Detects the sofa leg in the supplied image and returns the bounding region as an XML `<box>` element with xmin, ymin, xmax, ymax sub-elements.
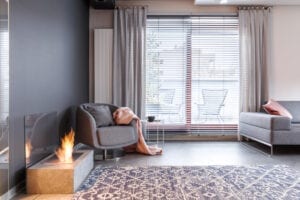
<box><xmin>239</xmin><ymin>135</ymin><xmax>243</xmax><ymax>142</ymax></box>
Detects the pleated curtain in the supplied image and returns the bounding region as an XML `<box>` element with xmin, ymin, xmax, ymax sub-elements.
<box><xmin>239</xmin><ymin>7</ymin><xmax>272</xmax><ymax>112</ymax></box>
<box><xmin>113</xmin><ymin>6</ymin><xmax>147</xmax><ymax>118</ymax></box>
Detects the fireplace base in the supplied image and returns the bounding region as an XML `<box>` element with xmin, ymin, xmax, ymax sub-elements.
<box><xmin>26</xmin><ymin>150</ymin><xmax>93</xmax><ymax>194</ymax></box>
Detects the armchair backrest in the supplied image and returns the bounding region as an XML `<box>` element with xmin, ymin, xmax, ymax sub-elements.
<box><xmin>76</xmin><ymin>103</ymin><xmax>119</xmax><ymax>148</ymax></box>
<box><xmin>80</xmin><ymin>103</ymin><xmax>119</xmax><ymax>116</ymax></box>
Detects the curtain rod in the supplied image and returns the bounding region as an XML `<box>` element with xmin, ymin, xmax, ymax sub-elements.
<box><xmin>237</xmin><ymin>5</ymin><xmax>272</xmax><ymax>10</ymax></box>
<box><xmin>147</xmin><ymin>12</ymin><xmax>238</xmax><ymax>17</ymax></box>
<box><xmin>115</xmin><ymin>5</ymin><xmax>148</xmax><ymax>9</ymax></box>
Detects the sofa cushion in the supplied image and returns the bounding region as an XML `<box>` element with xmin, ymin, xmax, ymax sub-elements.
<box><xmin>85</xmin><ymin>105</ymin><xmax>114</xmax><ymax>127</ymax></box>
<box><xmin>278</xmin><ymin>101</ymin><xmax>300</xmax><ymax>123</ymax></box>
<box><xmin>97</xmin><ymin>126</ymin><xmax>136</xmax><ymax>146</ymax></box>
<box><xmin>262</xmin><ymin>99</ymin><xmax>293</xmax><ymax>119</ymax></box>
<box><xmin>273</xmin><ymin>124</ymin><xmax>300</xmax><ymax>144</ymax></box>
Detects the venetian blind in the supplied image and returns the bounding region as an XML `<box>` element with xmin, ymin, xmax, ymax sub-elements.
<box><xmin>145</xmin><ymin>16</ymin><xmax>239</xmax><ymax>133</ymax></box>
<box><xmin>0</xmin><ymin>19</ymin><xmax>9</xmax><ymax>124</ymax></box>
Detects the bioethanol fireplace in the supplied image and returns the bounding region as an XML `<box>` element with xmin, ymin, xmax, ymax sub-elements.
<box><xmin>27</xmin><ymin>150</ymin><xmax>93</xmax><ymax>194</ymax></box>
<box><xmin>25</xmin><ymin>112</ymin><xmax>94</xmax><ymax>194</ymax></box>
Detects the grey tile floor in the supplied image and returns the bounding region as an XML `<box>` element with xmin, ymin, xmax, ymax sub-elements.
<box><xmin>96</xmin><ymin>141</ymin><xmax>300</xmax><ymax>171</ymax></box>
<box><xmin>14</xmin><ymin>141</ymin><xmax>300</xmax><ymax>200</ymax></box>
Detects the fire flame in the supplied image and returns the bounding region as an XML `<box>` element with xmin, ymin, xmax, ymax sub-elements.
<box><xmin>55</xmin><ymin>129</ymin><xmax>75</xmax><ymax>163</ymax></box>
<box><xmin>25</xmin><ymin>139</ymin><xmax>32</xmax><ymax>159</ymax></box>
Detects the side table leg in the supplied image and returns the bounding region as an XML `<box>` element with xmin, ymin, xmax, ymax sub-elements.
<box><xmin>162</xmin><ymin>126</ymin><xmax>165</xmax><ymax>147</ymax></box>
<box><xmin>156</xmin><ymin>124</ymin><xmax>159</xmax><ymax>146</ymax></box>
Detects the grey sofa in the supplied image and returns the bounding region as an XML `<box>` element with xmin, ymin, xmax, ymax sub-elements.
<box><xmin>76</xmin><ymin>103</ymin><xmax>138</xmax><ymax>159</ymax></box>
<box><xmin>239</xmin><ymin>101</ymin><xmax>300</xmax><ymax>154</ymax></box>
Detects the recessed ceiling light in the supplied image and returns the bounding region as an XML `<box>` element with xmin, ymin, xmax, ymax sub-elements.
<box><xmin>220</xmin><ymin>0</ymin><xmax>228</xmax><ymax>4</ymax></box>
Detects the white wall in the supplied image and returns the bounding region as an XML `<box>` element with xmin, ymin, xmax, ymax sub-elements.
<box><xmin>270</xmin><ymin>6</ymin><xmax>300</xmax><ymax>100</ymax></box>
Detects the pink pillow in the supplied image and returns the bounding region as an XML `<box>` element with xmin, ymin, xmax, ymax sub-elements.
<box><xmin>262</xmin><ymin>99</ymin><xmax>293</xmax><ymax>119</ymax></box>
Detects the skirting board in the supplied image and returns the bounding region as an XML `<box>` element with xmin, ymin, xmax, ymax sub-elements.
<box><xmin>158</xmin><ymin>134</ymin><xmax>238</xmax><ymax>141</ymax></box>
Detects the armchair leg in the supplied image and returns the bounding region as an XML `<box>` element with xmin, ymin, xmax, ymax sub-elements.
<box><xmin>103</xmin><ymin>149</ymin><xmax>107</xmax><ymax>160</ymax></box>
<box><xmin>270</xmin><ymin>145</ymin><xmax>274</xmax><ymax>156</ymax></box>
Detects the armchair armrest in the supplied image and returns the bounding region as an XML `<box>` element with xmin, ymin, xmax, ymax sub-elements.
<box><xmin>129</xmin><ymin>119</ymin><xmax>139</xmax><ymax>141</ymax></box>
<box><xmin>240</xmin><ymin>112</ymin><xmax>291</xmax><ymax>130</ymax></box>
<box><xmin>76</xmin><ymin>106</ymin><xmax>100</xmax><ymax>147</ymax></box>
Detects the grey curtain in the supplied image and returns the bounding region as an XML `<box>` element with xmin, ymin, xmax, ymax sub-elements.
<box><xmin>113</xmin><ymin>6</ymin><xmax>147</xmax><ymax>117</ymax></box>
<box><xmin>239</xmin><ymin>7</ymin><xmax>272</xmax><ymax>112</ymax></box>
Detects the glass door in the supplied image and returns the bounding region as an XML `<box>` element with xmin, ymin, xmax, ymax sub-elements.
<box><xmin>145</xmin><ymin>16</ymin><xmax>239</xmax><ymax>134</ymax></box>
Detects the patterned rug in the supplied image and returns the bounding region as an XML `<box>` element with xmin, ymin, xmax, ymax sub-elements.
<box><xmin>73</xmin><ymin>165</ymin><xmax>300</xmax><ymax>200</ymax></box>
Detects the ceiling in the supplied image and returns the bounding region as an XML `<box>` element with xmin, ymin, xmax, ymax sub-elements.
<box><xmin>194</xmin><ymin>0</ymin><xmax>300</xmax><ymax>5</ymax></box>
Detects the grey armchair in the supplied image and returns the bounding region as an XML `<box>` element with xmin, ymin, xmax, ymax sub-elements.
<box><xmin>76</xmin><ymin>103</ymin><xmax>138</xmax><ymax>159</ymax></box>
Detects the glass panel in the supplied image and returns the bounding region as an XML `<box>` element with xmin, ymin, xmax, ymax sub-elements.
<box><xmin>190</xmin><ymin>16</ymin><xmax>239</xmax><ymax>124</ymax></box>
<box><xmin>146</xmin><ymin>18</ymin><xmax>187</xmax><ymax>124</ymax></box>
<box><xmin>25</xmin><ymin>112</ymin><xmax>58</xmax><ymax>167</ymax></box>
<box><xmin>0</xmin><ymin>0</ymin><xmax>9</xmax><ymax>197</ymax></box>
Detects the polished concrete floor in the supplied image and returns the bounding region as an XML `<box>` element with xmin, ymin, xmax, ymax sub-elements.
<box><xmin>13</xmin><ymin>141</ymin><xmax>300</xmax><ymax>200</ymax></box>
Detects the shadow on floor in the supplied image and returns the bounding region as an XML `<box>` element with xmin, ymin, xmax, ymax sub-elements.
<box><xmin>243</xmin><ymin>140</ymin><xmax>300</xmax><ymax>155</ymax></box>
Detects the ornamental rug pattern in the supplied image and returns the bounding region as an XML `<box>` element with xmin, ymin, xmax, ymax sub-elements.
<box><xmin>73</xmin><ymin>165</ymin><xmax>300</xmax><ymax>200</ymax></box>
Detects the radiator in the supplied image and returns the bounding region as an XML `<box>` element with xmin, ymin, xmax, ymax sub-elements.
<box><xmin>94</xmin><ymin>29</ymin><xmax>113</xmax><ymax>104</ymax></box>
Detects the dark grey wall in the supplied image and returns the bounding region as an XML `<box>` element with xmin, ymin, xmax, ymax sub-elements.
<box><xmin>9</xmin><ymin>0</ymin><xmax>89</xmax><ymax>187</ymax></box>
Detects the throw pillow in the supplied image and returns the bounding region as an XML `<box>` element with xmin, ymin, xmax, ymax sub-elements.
<box><xmin>262</xmin><ymin>99</ymin><xmax>293</xmax><ymax>119</ymax></box>
<box><xmin>85</xmin><ymin>105</ymin><xmax>114</xmax><ymax>127</ymax></box>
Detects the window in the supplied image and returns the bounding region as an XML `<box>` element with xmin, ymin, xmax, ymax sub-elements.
<box><xmin>0</xmin><ymin>17</ymin><xmax>9</xmax><ymax>153</ymax></box>
<box><xmin>145</xmin><ymin>16</ymin><xmax>239</xmax><ymax>133</ymax></box>
<box><xmin>0</xmin><ymin>19</ymin><xmax>9</xmax><ymax>120</ymax></box>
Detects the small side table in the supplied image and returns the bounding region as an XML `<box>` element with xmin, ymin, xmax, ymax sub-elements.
<box><xmin>142</xmin><ymin>120</ymin><xmax>165</xmax><ymax>148</ymax></box>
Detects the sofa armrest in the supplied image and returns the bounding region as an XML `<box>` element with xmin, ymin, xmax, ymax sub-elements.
<box><xmin>240</xmin><ymin>112</ymin><xmax>291</xmax><ymax>130</ymax></box>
